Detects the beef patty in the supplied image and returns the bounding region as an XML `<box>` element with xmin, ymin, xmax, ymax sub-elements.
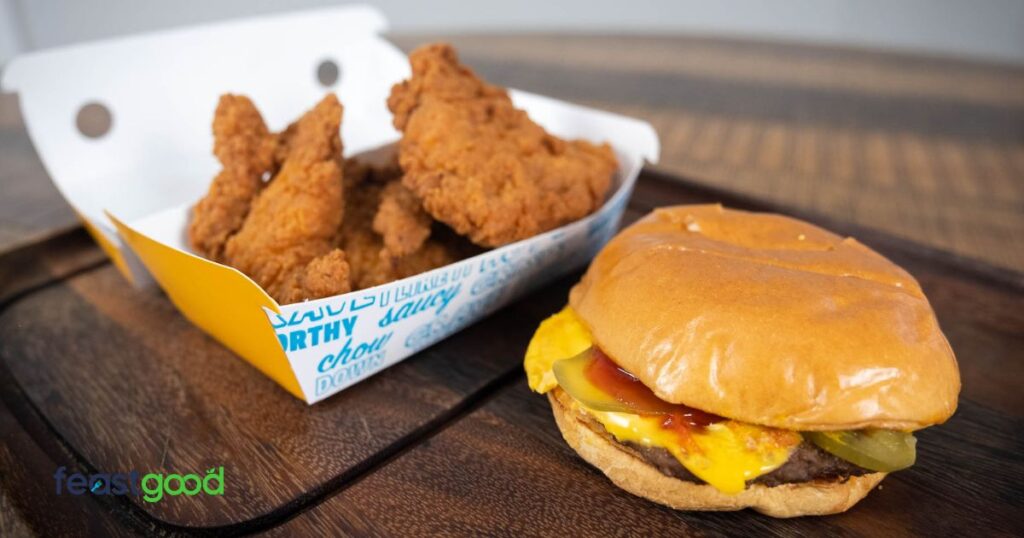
<box><xmin>577</xmin><ymin>405</ymin><xmax>870</xmax><ymax>487</ymax></box>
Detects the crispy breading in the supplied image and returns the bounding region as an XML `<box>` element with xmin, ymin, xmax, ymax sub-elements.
<box><xmin>387</xmin><ymin>43</ymin><xmax>618</xmax><ymax>247</ymax></box>
<box><xmin>188</xmin><ymin>94</ymin><xmax>278</xmax><ymax>261</ymax></box>
<box><xmin>373</xmin><ymin>180</ymin><xmax>433</xmax><ymax>258</ymax></box>
<box><xmin>340</xmin><ymin>161</ymin><xmax>476</xmax><ymax>290</ymax></box>
<box><xmin>223</xmin><ymin>94</ymin><xmax>350</xmax><ymax>304</ymax></box>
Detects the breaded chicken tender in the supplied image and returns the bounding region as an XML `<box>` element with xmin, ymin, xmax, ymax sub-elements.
<box><xmin>341</xmin><ymin>158</ymin><xmax>477</xmax><ymax>289</ymax></box>
<box><xmin>223</xmin><ymin>94</ymin><xmax>350</xmax><ymax>304</ymax></box>
<box><xmin>192</xmin><ymin>42</ymin><xmax>612</xmax><ymax>303</ymax></box>
<box><xmin>188</xmin><ymin>95</ymin><xmax>279</xmax><ymax>261</ymax></box>
<box><xmin>387</xmin><ymin>43</ymin><xmax>619</xmax><ymax>247</ymax></box>
<box><xmin>373</xmin><ymin>180</ymin><xmax>433</xmax><ymax>258</ymax></box>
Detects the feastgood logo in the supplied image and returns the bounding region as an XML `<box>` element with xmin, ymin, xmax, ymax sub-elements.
<box><xmin>54</xmin><ymin>466</ymin><xmax>224</xmax><ymax>503</ymax></box>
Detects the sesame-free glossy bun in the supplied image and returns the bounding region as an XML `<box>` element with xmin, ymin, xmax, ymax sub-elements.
<box><xmin>569</xmin><ymin>204</ymin><xmax>960</xmax><ymax>431</ymax></box>
<box><xmin>549</xmin><ymin>390</ymin><xmax>886</xmax><ymax>517</ymax></box>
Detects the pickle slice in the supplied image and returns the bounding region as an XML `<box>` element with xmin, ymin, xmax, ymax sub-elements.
<box><xmin>805</xmin><ymin>430</ymin><xmax>917</xmax><ymax>472</ymax></box>
<box><xmin>552</xmin><ymin>349</ymin><xmax>636</xmax><ymax>414</ymax></box>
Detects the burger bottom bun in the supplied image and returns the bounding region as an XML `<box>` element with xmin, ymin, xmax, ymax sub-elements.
<box><xmin>548</xmin><ymin>391</ymin><xmax>886</xmax><ymax>517</ymax></box>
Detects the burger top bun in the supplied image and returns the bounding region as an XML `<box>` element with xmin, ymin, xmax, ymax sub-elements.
<box><xmin>569</xmin><ymin>204</ymin><xmax>960</xmax><ymax>431</ymax></box>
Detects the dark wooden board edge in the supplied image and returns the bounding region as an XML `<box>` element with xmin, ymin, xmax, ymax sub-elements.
<box><xmin>0</xmin><ymin>267</ymin><xmax>542</xmax><ymax>536</ymax></box>
<box><xmin>0</xmin><ymin>168</ymin><xmax>1021</xmax><ymax>535</ymax></box>
<box><xmin>0</xmin><ymin>258</ymin><xmax>579</xmax><ymax>534</ymax></box>
<box><xmin>0</xmin><ymin>227</ymin><xmax>109</xmax><ymax>307</ymax></box>
<box><xmin>0</xmin><ymin>356</ymin><xmax>158</xmax><ymax>537</ymax></box>
<box><xmin>0</xmin><ymin>333</ymin><xmax>526</xmax><ymax>537</ymax></box>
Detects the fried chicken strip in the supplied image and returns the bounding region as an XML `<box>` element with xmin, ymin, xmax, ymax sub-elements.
<box><xmin>340</xmin><ymin>159</ymin><xmax>474</xmax><ymax>289</ymax></box>
<box><xmin>188</xmin><ymin>95</ymin><xmax>278</xmax><ymax>261</ymax></box>
<box><xmin>387</xmin><ymin>43</ymin><xmax>619</xmax><ymax>247</ymax></box>
<box><xmin>223</xmin><ymin>94</ymin><xmax>350</xmax><ymax>304</ymax></box>
<box><xmin>373</xmin><ymin>180</ymin><xmax>433</xmax><ymax>258</ymax></box>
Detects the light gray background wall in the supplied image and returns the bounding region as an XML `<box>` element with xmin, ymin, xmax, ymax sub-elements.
<box><xmin>2</xmin><ymin>0</ymin><xmax>1023</xmax><ymax>66</ymax></box>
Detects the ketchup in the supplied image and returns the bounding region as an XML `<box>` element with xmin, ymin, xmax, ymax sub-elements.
<box><xmin>584</xmin><ymin>348</ymin><xmax>722</xmax><ymax>430</ymax></box>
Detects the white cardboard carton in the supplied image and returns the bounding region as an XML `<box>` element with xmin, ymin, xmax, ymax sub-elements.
<box><xmin>1</xmin><ymin>5</ymin><xmax>659</xmax><ymax>403</ymax></box>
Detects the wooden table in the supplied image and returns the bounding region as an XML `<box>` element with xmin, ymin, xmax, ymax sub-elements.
<box><xmin>1</xmin><ymin>35</ymin><xmax>1023</xmax><ymax>536</ymax></box>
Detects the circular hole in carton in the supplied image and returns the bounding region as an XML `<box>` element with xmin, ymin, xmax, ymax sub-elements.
<box><xmin>316</xmin><ymin>59</ymin><xmax>340</xmax><ymax>87</ymax></box>
<box><xmin>76</xmin><ymin>102</ymin><xmax>113</xmax><ymax>139</ymax></box>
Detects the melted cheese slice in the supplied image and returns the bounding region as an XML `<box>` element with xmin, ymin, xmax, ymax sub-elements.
<box><xmin>525</xmin><ymin>306</ymin><xmax>593</xmax><ymax>393</ymax></box>
<box><xmin>525</xmin><ymin>306</ymin><xmax>801</xmax><ymax>494</ymax></box>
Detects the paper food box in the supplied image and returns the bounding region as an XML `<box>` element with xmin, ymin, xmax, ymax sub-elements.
<box><xmin>1</xmin><ymin>5</ymin><xmax>659</xmax><ymax>403</ymax></box>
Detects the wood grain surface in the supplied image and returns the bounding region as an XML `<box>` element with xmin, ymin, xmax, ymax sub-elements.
<box><xmin>1</xmin><ymin>33</ymin><xmax>1023</xmax><ymax>537</ymax></box>
<box><xmin>0</xmin><ymin>263</ymin><xmax>548</xmax><ymax>529</ymax></box>
<box><xmin>0</xmin><ymin>96</ymin><xmax>80</xmax><ymax>252</ymax></box>
<box><xmin>2</xmin><ymin>170</ymin><xmax>1022</xmax><ymax>536</ymax></box>
<box><xmin>276</xmin><ymin>385</ymin><xmax>1022</xmax><ymax>537</ymax></box>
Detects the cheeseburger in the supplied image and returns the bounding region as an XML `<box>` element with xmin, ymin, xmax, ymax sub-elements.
<box><xmin>524</xmin><ymin>204</ymin><xmax>960</xmax><ymax>517</ymax></box>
